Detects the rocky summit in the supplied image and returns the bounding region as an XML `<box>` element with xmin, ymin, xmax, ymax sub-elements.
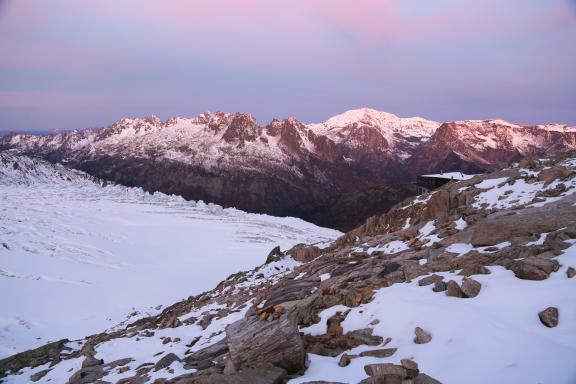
<box><xmin>2</xmin><ymin>108</ymin><xmax>575</xmax><ymax>230</ymax></box>
<box><xmin>1</xmin><ymin>152</ymin><xmax>575</xmax><ymax>384</ymax></box>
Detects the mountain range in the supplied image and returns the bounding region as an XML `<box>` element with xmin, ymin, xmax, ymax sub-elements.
<box><xmin>2</xmin><ymin>108</ymin><xmax>575</xmax><ymax>229</ymax></box>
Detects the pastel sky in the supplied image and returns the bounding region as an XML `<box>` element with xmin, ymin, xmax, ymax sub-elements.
<box><xmin>1</xmin><ymin>0</ymin><xmax>575</xmax><ymax>131</ymax></box>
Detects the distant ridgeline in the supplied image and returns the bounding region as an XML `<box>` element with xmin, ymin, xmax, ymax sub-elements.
<box><xmin>1</xmin><ymin>108</ymin><xmax>575</xmax><ymax>230</ymax></box>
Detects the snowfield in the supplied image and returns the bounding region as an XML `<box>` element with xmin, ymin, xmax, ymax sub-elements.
<box><xmin>0</xmin><ymin>153</ymin><xmax>340</xmax><ymax>357</ymax></box>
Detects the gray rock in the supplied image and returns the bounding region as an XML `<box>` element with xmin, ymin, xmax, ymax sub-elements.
<box><xmin>364</xmin><ymin>363</ymin><xmax>406</xmax><ymax>377</ymax></box>
<box><xmin>155</xmin><ymin>353</ymin><xmax>181</xmax><ymax>371</ymax></box>
<box><xmin>338</xmin><ymin>354</ymin><xmax>356</xmax><ymax>367</ymax></box>
<box><xmin>414</xmin><ymin>327</ymin><xmax>432</xmax><ymax>344</ymax></box>
<box><xmin>445</xmin><ymin>280</ymin><xmax>464</xmax><ymax>298</ymax></box>
<box><xmin>432</xmin><ymin>280</ymin><xmax>447</xmax><ymax>292</ymax></box>
<box><xmin>458</xmin><ymin>265</ymin><xmax>491</xmax><ymax>277</ymax></box>
<box><xmin>538</xmin><ymin>307</ymin><xmax>559</xmax><ymax>328</ymax></box>
<box><xmin>512</xmin><ymin>257</ymin><xmax>559</xmax><ymax>281</ymax></box>
<box><xmin>184</xmin><ymin>339</ymin><xmax>228</xmax><ymax>369</ymax></box>
<box><xmin>460</xmin><ymin>278</ymin><xmax>481</xmax><ymax>298</ymax></box>
<box><xmin>287</xmin><ymin>244</ymin><xmax>321</xmax><ymax>263</ymax></box>
<box><xmin>226</xmin><ymin>314</ymin><xmax>305</xmax><ymax>374</ymax></box>
<box><xmin>170</xmin><ymin>363</ymin><xmax>286</xmax><ymax>384</ymax></box>
<box><xmin>418</xmin><ymin>274</ymin><xmax>444</xmax><ymax>287</ymax></box>
<box><xmin>359</xmin><ymin>348</ymin><xmax>397</xmax><ymax>358</ymax></box>
<box><xmin>400</xmin><ymin>358</ymin><xmax>418</xmax><ymax>371</ymax></box>
<box><xmin>67</xmin><ymin>365</ymin><xmax>105</xmax><ymax>384</ymax></box>
<box><xmin>567</xmin><ymin>267</ymin><xmax>576</xmax><ymax>278</ymax></box>
<box><xmin>30</xmin><ymin>369</ymin><xmax>51</xmax><ymax>382</ymax></box>
<box><xmin>347</xmin><ymin>328</ymin><xmax>384</xmax><ymax>347</ymax></box>
<box><xmin>81</xmin><ymin>356</ymin><xmax>103</xmax><ymax>368</ymax></box>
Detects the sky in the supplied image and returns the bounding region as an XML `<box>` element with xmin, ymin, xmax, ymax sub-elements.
<box><xmin>0</xmin><ymin>0</ymin><xmax>575</xmax><ymax>132</ymax></box>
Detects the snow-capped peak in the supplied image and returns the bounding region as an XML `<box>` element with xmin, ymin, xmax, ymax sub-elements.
<box><xmin>322</xmin><ymin>108</ymin><xmax>400</xmax><ymax>128</ymax></box>
<box><xmin>309</xmin><ymin>108</ymin><xmax>440</xmax><ymax>138</ymax></box>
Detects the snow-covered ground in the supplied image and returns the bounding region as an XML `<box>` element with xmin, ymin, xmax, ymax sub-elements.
<box><xmin>295</xmin><ymin>245</ymin><xmax>576</xmax><ymax>384</ymax></box>
<box><xmin>0</xmin><ymin>155</ymin><xmax>340</xmax><ymax>357</ymax></box>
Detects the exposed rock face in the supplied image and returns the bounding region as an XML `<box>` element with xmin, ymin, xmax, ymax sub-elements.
<box><xmin>3</xmin><ymin>110</ymin><xmax>575</xmax><ymax>230</ymax></box>
<box><xmin>155</xmin><ymin>353</ymin><xmax>181</xmax><ymax>371</ymax></box>
<box><xmin>0</xmin><ymin>339</ymin><xmax>69</xmax><ymax>378</ymax></box>
<box><xmin>288</xmin><ymin>244</ymin><xmax>322</xmax><ymax>263</ymax></box>
<box><xmin>538</xmin><ymin>307</ymin><xmax>559</xmax><ymax>328</ymax></box>
<box><xmin>408</xmin><ymin>120</ymin><xmax>576</xmax><ymax>177</ymax></box>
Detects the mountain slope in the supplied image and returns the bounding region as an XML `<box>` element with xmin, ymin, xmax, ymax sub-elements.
<box><xmin>0</xmin><ymin>151</ymin><xmax>340</xmax><ymax>358</ymax></box>
<box><xmin>2</xmin><ymin>109</ymin><xmax>575</xmax><ymax>230</ymax></box>
<box><xmin>2</xmin><ymin>152</ymin><xmax>575</xmax><ymax>383</ymax></box>
<box><xmin>0</xmin><ymin>109</ymin><xmax>440</xmax><ymax>230</ymax></box>
<box><xmin>409</xmin><ymin>119</ymin><xmax>576</xmax><ymax>175</ymax></box>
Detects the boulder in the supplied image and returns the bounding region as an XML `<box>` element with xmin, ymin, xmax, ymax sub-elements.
<box><xmin>445</xmin><ymin>280</ymin><xmax>464</xmax><ymax>298</ymax></box>
<box><xmin>458</xmin><ymin>265</ymin><xmax>490</xmax><ymax>277</ymax></box>
<box><xmin>81</xmin><ymin>356</ymin><xmax>103</xmax><ymax>368</ymax></box>
<box><xmin>155</xmin><ymin>353</ymin><xmax>181</xmax><ymax>371</ymax></box>
<box><xmin>567</xmin><ymin>267</ymin><xmax>575</xmax><ymax>278</ymax></box>
<box><xmin>303</xmin><ymin>328</ymin><xmax>383</xmax><ymax>357</ymax></box>
<box><xmin>414</xmin><ymin>327</ymin><xmax>432</xmax><ymax>344</ymax></box>
<box><xmin>400</xmin><ymin>359</ymin><xmax>418</xmax><ymax>371</ymax></box>
<box><xmin>184</xmin><ymin>339</ymin><xmax>228</xmax><ymax>369</ymax></box>
<box><xmin>67</xmin><ymin>365</ymin><xmax>105</xmax><ymax>384</ymax></box>
<box><xmin>460</xmin><ymin>278</ymin><xmax>481</xmax><ymax>298</ymax></box>
<box><xmin>511</xmin><ymin>257</ymin><xmax>559</xmax><ymax>281</ymax></box>
<box><xmin>432</xmin><ymin>280</ymin><xmax>447</xmax><ymax>292</ymax></box>
<box><xmin>538</xmin><ymin>307</ymin><xmax>559</xmax><ymax>328</ymax></box>
<box><xmin>418</xmin><ymin>274</ymin><xmax>444</xmax><ymax>287</ymax></box>
<box><xmin>287</xmin><ymin>244</ymin><xmax>321</xmax><ymax>263</ymax></box>
<box><xmin>225</xmin><ymin>314</ymin><xmax>305</xmax><ymax>374</ymax></box>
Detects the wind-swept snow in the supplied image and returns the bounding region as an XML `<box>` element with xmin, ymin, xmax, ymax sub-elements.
<box><xmin>0</xmin><ymin>154</ymin><xmax>340</xmax><ymax>357</ymax></box>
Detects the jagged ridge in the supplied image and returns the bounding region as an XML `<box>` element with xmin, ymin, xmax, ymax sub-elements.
<box><xmin>1</xmin><ymin>109</ymin><xmax>575</xmax><ymax>230</ymax></box>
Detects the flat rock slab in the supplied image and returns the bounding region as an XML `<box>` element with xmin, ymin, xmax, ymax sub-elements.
<box><xmin>226</xmin><ymin>314</ymin><xmax>305</xmax><ymax>374</ymax></box>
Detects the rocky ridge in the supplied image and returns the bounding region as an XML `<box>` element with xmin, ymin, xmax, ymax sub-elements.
<box><xmin>2</xmin><ymin>152</ymin><xmax>576</xmax><ymax>383</ymax></box>
<box><xmin>2</xmin><ymin>109</ymin><xmax>575</xmax><ymax>230</ymax></box>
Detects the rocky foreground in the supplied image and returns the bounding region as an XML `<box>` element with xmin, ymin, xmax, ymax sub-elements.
<box><xmin>1</xmin><ymin>154</ymin><xmax>576</xmax><ymax>383</ymax></box>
